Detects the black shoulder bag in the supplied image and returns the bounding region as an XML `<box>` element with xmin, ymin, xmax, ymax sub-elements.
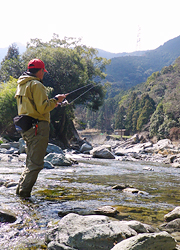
<box><xmin>13</xmin><ymin>115</ymin><xmax>38</xmax><ymax>133</ymax></box>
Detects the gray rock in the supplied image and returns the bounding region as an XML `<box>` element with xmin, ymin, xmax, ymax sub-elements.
<box><xmin>44</xmin><ymin>161</ymin><xmax>55</xmax><ymax>169</ymax></box>
<box><xmin>112</xmin><ymin>184</ymin><xmax>132</xmax><ymax>190</ymax></box>
<box><xmin>47</xmin><ymin>242</ymin><xmax>76</xmax><ymax>250</ymax></box>
<box><xmin>120</xmin><ymin>220</ymin><xmax>158</xmax><ymax>233</ymax></box>
<box><xmin>110</xmin><ymin>231</ymin><xmax>176</xmax><ymax>250</ymax></box>
<box><xmin>80</xmin><ymin>143</ymin><xmax>93</xmax><ymax>153</ymax></box>
<box><xmin>45</xmin><ymin>213</ymin><xmax>137</xmax><ymax>250</ymax></box>
<box><xmin>94</xmin><ymin>206</ymin><xmax>118</xmax><ymax>216</ymax></box>
<box><xmin>0</xmin><ymin>210</ymin><xmax>17</xmax><ymax>223</ymax></box>
<box><xmin>164</xmin><ymin>207</ymin><xmax>180</xmax><ymax>222</ymax></box>
<box><xmin>160</xmin><ymin>218</ymin><xmax>180</xmax><ymax>232</ymax></box>
<box><xmin>10</xmin><ymin>142</ymin><xmax>19</xmax><ymax>148</ymax></box>
<box><xmin>114</xmin><ymin>150</ymin><xmax>126</xmax><ymax>156</ymax></box>
<box><xmin>90</xmin><ymin>146</ymin><xmax>115</xmax><ymax>159</ymax></box>
<box><xmin>44</xmin><ymin>153</ymin><xmax>72</xmax><ymax>166</ymax></box>
<box><xmin>5</xmin><ymin>148</ymin><xmax>17</xmax><ymax>154</ymax></box>
<box><xmin>123</xmin><ymin>188</ymin><xmax>148</xmax><ymax>195</ymax></box>
<box><xmin>0</xmin><ymin>148</ymin><xmax>7</xmax><ymax>154</ymax></box>
<box><xmin>171</xmin><ymin>162</ymin><xmax>180</xmax><ymax>168</ymax></box>
<box><xmin>19</xmin><ymin>138</ymin><xmax>26</xmax><ymax>153</ymax></box>
<box><xmin>46</xmin><ymin>143</ymin><xmax>64</xmax><ymax>155</ymax></box>
<box><xmin>4</xmin><ymin>181</ymin><xmax>18</xmax><ymax>188</ymax></box>
<box><xmin>0</xmin><ymin>143</ymin><xmax>11</xmax><ymax>149</ymax></box>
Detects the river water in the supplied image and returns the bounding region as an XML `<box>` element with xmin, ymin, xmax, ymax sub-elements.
<box><xmin>0</xmin><ymin>156</ymin><xmax>180</xmax><ymax>249</ymax></box>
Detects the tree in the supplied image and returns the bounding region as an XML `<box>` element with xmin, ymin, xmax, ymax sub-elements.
<box><xmin>137</xmin><ymin>98</ymin><xmax>155</xmax><ymax>131</ymax></box>
<box><xmin>149</xmin><ymin>103</ymin><xmax>164</xmax><ymax>137</ymax></box>
<box><xmin>22</xmin><ymin>35</ymin><xmax>109</xmax><ymax>146</ymax></box>
<box><xmin>125</xmin><ymin>92</ymin><xmax>138</xmax><ymax>131</ymax></box>
<box><xmin>0</xmin><ymin>44</ymin><xmax>23</xmax><ymax>82</ymax></box>
<box><xmin>0</xmin><ymin>77</ymin><xmax>18</xmax><ymax>135</ymax></box>
<box><xmin>115</xmin><ymin>105</ymin><xmax>126</xmax><ymax>129</ymax></box>
<box><xmin>136</xmin><ymin>94</ymin><xmax>155</xmax><ymax>131</ymax></box>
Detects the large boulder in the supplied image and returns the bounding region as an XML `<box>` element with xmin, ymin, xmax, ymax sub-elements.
<box><xmin>153</xmin><ymin>139</ymin><xmax>175</xmax><ymax>153</ymax></box>
<box><xmin>44</xmin><ymin>153</ymin><xmax>72</xmax><ymax>166</ymax></box>
<box><xmin>160</xmin><ymin>218</ymin><xmax>180</xmax><ymax>233</ymax></box>
<box><xmin>90</xmin><ymin>146</ymin><xmax>115</xmax><ymax>159</ymax></box>
<box><xmin>110</xmin><ymin>231</ymin><xmax>176</xmax><ymax>250</ymax></box>
<box><xmin>0</xmin><ymin>210</ymin><xmax>17</xmax><ymax>223</ymax></box>
<box><xmin>164</xmin><ymin>206</ymin><xmax>180</xmax><ymax>222</ymax></box>
<box><xmin>80</xmin><ymin>143</ymin><xmax>93</xmax><ymax>153</ymax></box>
<box><xmin>45</xmin><ymin>213</ymin><xmax>137</xmax><ymax>250</ymax></box>
<box><xmin>46</xmin><ymin>143</ymin><xmax>64</xmax><ymax>155</ymax></box>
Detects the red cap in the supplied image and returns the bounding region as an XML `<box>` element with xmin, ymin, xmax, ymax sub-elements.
<box><xmin>27</xmin><ymin>59</ymin><xmax>48</xmax><ymax>72</ymax></box>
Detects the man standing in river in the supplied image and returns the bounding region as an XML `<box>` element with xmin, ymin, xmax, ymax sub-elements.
<box><xmin>15</xmin><ymin>58</ymin><xmax>67</xmax><ymax>199</ymax></box>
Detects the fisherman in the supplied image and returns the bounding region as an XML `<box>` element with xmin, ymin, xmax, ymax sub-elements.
<box><xmin>15</xmin><ymin>58</ymin><xmax>67</xmax><ymax>199</ymax></box>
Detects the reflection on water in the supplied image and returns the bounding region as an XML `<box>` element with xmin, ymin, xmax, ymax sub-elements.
<box><xmin>0</xmin><ymin>158</ymin><xmax>180</xmax><ymax>249</ymax></box>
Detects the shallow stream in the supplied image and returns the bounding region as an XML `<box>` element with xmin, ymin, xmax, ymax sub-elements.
<box><xmin>0</xmin><ymin>156</ymin><xmax>180</xmax><ymax>249</ymax></box>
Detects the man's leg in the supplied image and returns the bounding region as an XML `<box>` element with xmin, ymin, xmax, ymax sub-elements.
<box><xmin>17</xmin><ymin>121</ymin><xmax>49</xmax><ymax>197</ymax></box>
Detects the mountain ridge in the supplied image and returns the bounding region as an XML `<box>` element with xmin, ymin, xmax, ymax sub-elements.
<box><xmin>104</xmin><ymin>35</ymin><xmax>180</xmax><ymax>98</ymax></box>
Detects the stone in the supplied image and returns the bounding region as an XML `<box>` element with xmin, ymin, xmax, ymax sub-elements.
<box><xmin>47</xmin><ymin>242</ymin><xmax>76</xmax><ymax>250</ymax></box>
<box><xmin>110</xmin><ymin>231</ymin><xmax>176</xmax><ymax>250</ymax></box>
<box><xmin>46</xmin><ymin>143</ymin><xmax>64</xmax><ymax>155</ymax></box>
<box><xmin>0</xmin><ymin>143</ymin><xmax>11</xmax><ymax>149</ymax></box>
<box><xmin>44</xmin><ymin>153</ymin><xmax>72</xmax><ymax>166</ymax></box>
<box><xmin>44</xmin><ymin>161</ymin><xmax>54</xmax><ymax>169</ymax></box>
<box><xmin>123</xmin><ymin>187</ymin><xmax>148</xmax><ymax>195</ymax></box>
<box><xmin>45</xmin><ymin>213</ymin><xmax>137</xmax><ymax>250</ymax></box>
<box><xmin>120</xmin><ymin>220</ymin><xmax>158</xmax><ymax>233</ymax></box>
<box><xmin>19</xmin><ymin>138</ymin><xmax>26</xmax><ymax>153</ymax></box>
<box><xmin>80</xmin><ymin>143</ymin><xmax>93</xmax><ymax>153</ymax></box>
<box><xmin>164</xmin><ymin>207</ymin><xmax>180</xmax><ymax>222</ymax></box>
<box><xmin>0</xmin><ymin>210</ymin><xmax>17</xmax><ymax>223</ymax></box>
<box><xmin>171</xmin><ymin>162</ymin><xmax>180</xmax><ymax>168</ymax></box>
<box><xmin>94</xmin><ymin>206</ymin><xmax>119</xmax><ymax>216</ymax></box>
<box><xmin>112</xmin><ymin>184</ymin><xmax>132</xmax><ymax>190</ymax></box>
<box><xmin>4</xmin><ymin>181</ymin><xmax>18</xmax><ymax>188</ymax></box>
<box><xmin>90</xmin><ymin>146</ymin><xmax>115</xmax><ymax>159</ymax></box>
<box><xmin>160</xmin><ymin>218</ymin><xmax>180</xmax><ymax>232</ymax></box>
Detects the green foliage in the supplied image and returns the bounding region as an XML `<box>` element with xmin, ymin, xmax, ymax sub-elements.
<box><xmin>136</xmin><ymin>96</ymin><xmax>155</xmax><ymax>131</ymax></box>
<box><xmin>117</xmin><ymin>55</ymin><xmax>180</xmax><ymax>138</ymax></box>
<box><xmin>0</xmin><ymin>44</ymin><xmax>23</xmax><ymax>82</ymax></box>
<box><xmin>145</xmin><ymin>71</ymin><xmax>160</xmax><ymax>86</ymax></box>
<box><xmin>158</xmin><ymin>115</ymin><xmax>178</xmax><ymax>139</ymax></box>
<box><xmin>105</xmin><ymin>36</ymin><xmax>180</xmax><ymax>98</ymax></box>
<box><xmin>118</xmin><ymin>92</ymin><xmax>155</xmax><ymax>133</ymax></box>
<box><xmin>21</xmin><ymin>35</ymin><xmax>109</xmax><ymax>142</ymax></box>
<box><xmin>115</xmin><ymin>105</ymin><xmax>126</xmax><ymax>129</ymax></box>
<box><xmin>149</xmin><ymin>103</ymin><xmax>164</xmax><ymax>137</ymax></box>
<box><xmin>0</xmin><ymin>77</ymin><xmax>17</xmax><ymax>131</ymax></box>
<box><xmin>23</xmin><ymin>35</ymin><xmax>109</xmax><ymax>109</ymax></box>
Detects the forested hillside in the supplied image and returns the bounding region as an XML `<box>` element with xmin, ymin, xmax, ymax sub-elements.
<box><xmin>75</xmin><ymin>35</ymin><xmax>180</xmax><ymax>138</ymax></box>
<box><xmin>105</xmin><ymin>35</ymin><xmax>180</xmax><ymax>98</ymax></box>
<box><xmin>76</xmin><ymin>55</ymin><xmax>180</xmax><ymax>141</ymax></box>
<box><xmin>114</xmin><ymin>56</ymin><xmax>180</xmax><ymax>139</ymax></box>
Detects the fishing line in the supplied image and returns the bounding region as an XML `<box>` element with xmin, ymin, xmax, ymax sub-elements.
<box><xmin>67</xmin><ymin>83</ymin><xmax>93</xmax><ymax>96</ymax></box>
<box><xmin>59</xmin><ymin>84</ymin><xmax>96</xmax><ymax>106</ymax></box>
<box><xmin>68</xmin><ymin>85</ymin><xmax>95</xmax><ymax>104</ymax></box>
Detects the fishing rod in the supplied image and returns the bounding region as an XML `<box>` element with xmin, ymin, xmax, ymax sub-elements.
<box><xmin>67</xmin><ymin>83</ymin><xmax>93</xmax><ymax>96</ymax></box>
<box><xmin>59</xmin><ymin>84</ymin><xmax>96</xmax><ymax>107</ymax></box>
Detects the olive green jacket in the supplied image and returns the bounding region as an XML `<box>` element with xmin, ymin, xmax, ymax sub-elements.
<box><xmin>15</xmin><ymin>72</ymin><xmax>57</xmax><ymax>123</ymax></box>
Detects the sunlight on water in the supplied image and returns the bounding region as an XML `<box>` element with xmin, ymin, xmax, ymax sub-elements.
<box><xmin>0</xmin><ymin>157</ymin><xmax>180</xmax><ymax>249</ymax></box>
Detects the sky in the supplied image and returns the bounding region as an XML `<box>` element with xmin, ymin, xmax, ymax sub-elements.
<box><xmin>1</xmin><ymin>0</ymin><xmax>180</xmax><ymax>53</ymax></box>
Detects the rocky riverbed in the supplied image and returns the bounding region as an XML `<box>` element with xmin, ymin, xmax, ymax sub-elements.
<box><xmin>0</xmin><ymin>134</ymin><xmax>180</xmax><ymax>249</ymax></box>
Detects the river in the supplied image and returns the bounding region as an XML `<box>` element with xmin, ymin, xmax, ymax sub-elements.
<box><xmin>0</xmin><ymin>156</ymin><xmax>180</xmax><ymax>249</ymax></box>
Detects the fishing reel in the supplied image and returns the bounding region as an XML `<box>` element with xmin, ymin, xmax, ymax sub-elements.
<box><xmin>58</xmin><ymin>99</ymin><xmax>69</xmax><ymax>107</ymax></box>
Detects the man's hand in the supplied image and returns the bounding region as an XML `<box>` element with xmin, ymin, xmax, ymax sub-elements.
<box><xmin>55</xmin><ymin>94</ymin><xmax>68</xmax><ymax>103</ymax></box>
